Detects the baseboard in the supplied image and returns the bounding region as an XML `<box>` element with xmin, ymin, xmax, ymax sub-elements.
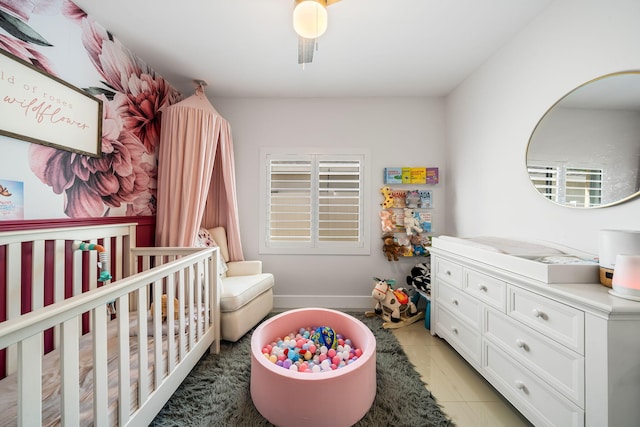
<box><xmin>273</xmin><ymin>295</ymin><xmax>374</xmax><ymax>311</ymax></box>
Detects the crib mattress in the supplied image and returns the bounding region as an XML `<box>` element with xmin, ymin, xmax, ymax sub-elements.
<box><xmin>0</xmin><ymin>312</ymin><xmax>186</xmax><ymax>426</ymax></box>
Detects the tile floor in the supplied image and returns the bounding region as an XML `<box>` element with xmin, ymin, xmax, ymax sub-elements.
<box><xmin>391</xmin><ymin>321</ymin><xmax>533</xmax><ymax>427</ymax></box>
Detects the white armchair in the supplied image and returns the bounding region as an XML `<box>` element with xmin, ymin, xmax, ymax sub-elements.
<box><xmin>206</xmin><ymin>227</ymin><xmax>274</xmax><ymax>342</ymax></box>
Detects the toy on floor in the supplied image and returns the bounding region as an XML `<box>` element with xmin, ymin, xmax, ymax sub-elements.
<box><xmin>365</xmin><ymin>277</ymin><xmax>424</xmax><ymax>329</ymax></box>
<box><xmin>407</xmin><ymin>258</ymin><xmax>431</xmax><ymax>295</ymax></box>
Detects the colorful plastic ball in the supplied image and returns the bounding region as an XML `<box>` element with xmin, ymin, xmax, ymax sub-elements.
<box><xmin>354</xmin><ymin>348</ymin><xmax>363</xmax><ymax>358</ymax></box>
<box><xmin>311</xmin><ymin>326</ymin><xmax>337</xmax><ymax>350</ymax></box>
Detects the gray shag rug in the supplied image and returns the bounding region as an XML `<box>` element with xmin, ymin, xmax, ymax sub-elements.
<box><xmin>151</xmin><ymin>312</ymin><xmax>451</xmax><ymax>427</ymax></box>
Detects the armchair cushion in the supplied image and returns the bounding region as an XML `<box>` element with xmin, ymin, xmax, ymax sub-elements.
<box><xmin>226</xmin><ymin>260</ymin><xmax>263</xmax><ymax>276</ymax></box>
<box><xmin>220</xmin><ymin>273</ymin><xmax>274</xmax><ymax>313</ymax></box>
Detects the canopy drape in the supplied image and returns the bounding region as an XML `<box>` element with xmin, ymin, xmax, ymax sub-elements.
<box><xmin>155</xmin><ymin>91</ymin><xmax>244</xmax><ymax>261</ymax></box>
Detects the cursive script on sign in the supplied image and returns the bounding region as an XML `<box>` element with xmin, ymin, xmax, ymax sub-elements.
<box><xmin>3</xmin><ymin>96</ymin><xmax>90</xmax><ymax>130</ymax></box>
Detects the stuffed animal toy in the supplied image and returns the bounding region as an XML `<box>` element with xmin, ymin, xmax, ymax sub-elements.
<box><xmin>379</xmin><ymin>209</ymin><xmax>395</xmax><ymax>232</ymax></box>
<box><xmin>150</xmin><ymin>294</ymin><xmax>180</xmax><ymax>321</ymax></box>
<box><xmin>410</xmin><ymin>234</ymin><xmax>427</xmax><ymax>256</ymax></box>
<box><xmin>365</xmin><ymin>277</ymin><xmax>423</xmax><ymax>328</ymax></box>
<box><xmin>406</xmin><ymin>260</ymin><xmax>431</xmax><ymax>293</ymax></box>
<box><xmin>380</xmin><ymin>186</ymin><xmax>394</xmax><ymax>208</ymax></box>
<box><xmin>382</xmin><ymin>235</ymin><xmax>403</xmax><ymax>261</ymax></box>
<box><xmin>405</xmin><ymin>190</ymin><xmax>420</xmax><ymax>208</ymax></box>
<box><xmin>403</xmin><ymin>208</ymin><xmax>423</xmax><ymax>236</ymax></box>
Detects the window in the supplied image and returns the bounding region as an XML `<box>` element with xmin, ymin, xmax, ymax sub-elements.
<box><xmin>527</xmin><ymin>163</ymin><xmax>603</xmax><ymax>207</ymax></box>
<box><xmin>259</xmin><ymin>148</ymin><xmax>370</xmax><ymax>255</ymax></box>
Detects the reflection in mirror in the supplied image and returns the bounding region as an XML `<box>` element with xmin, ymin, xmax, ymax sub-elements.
<box><xmin>527</xmin><ymin>71</ymin><xmax>640</xmax><ymax>208</ymax></box>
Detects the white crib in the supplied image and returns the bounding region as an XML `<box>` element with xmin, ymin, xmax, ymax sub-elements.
<box><xmin>0</xmin><ymin>223</ymin><xmax>220</xmax><ymax>426</ymax></box>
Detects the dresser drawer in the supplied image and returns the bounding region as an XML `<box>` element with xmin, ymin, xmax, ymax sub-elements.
<box><xmin>484</xmin><ymin>307</ymin><xmax>584</xmax><ymax>407</ymax></box>
<box><xmin>434</xmin><ymin>305</ymin><xmax>481</xmax><ymax>366</ymax></box>
<box><xmin>437</xmin><ymin>282</ymin><xmax>482</xmax><ymax>331</ymax></box>
<box><xmin>434</xmin><ymin>258</ymin><xmax>463</xmax><ymax>288</ymax></box>
<box><xmin>483</xmin><ymin>342</ymin><xmax>584</xmax><ymax>427</ymax></box>
<box><xmin>509</xmin><ymin>287</ymin><xmax>584</xmax><ymax>354</ymax></box>
<box><xmin>464</xmin><ymin>269</ymin><xmax>506</xmax><ymax>311</ymax></box>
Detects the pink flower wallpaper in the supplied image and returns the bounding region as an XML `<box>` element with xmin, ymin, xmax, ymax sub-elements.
<box><xmin>0</xmin><ymin>0</ymin><xmax>182</xmax><ymax>218</ymax></box>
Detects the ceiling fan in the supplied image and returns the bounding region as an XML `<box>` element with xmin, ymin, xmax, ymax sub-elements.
<box><xmin>293</xmin><ymin>0</ymin><xmax>342</xmax><ymax>64</ymax></box>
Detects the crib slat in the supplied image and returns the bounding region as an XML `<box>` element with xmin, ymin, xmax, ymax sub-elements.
<box><xmin>203</xmin><ymin>259</ymin><xmax>210</xmax><ymax>334</ymax></box>
<box><xmin>72</xmin><ymin>249</ymin><xmax>82</xmax><ymax>297</ymax></box>
<box><xmin>137</xmin><ymin>288</ymin><xmax>149</xmax><ymax>405</ymax></box>
<box><xmin>102</xmin><ymin>238</ymin><xmax>112</xmax><ymax>285</ymax></box>
<box><xmin>89</xmin><ymin>239</ymin><xmax>98</xmax><ymax>290</ymax></box>
<box><xmin>54</xmin><ymin>240</ymin><xmax>65</xmax><ymax>303</ymax></box>
<box><xmin>166</xmin><ymin>273</ymin><xmax>176</xmax><ymax>373</ymax></box>
<box><xmin>178</xmin><ymin>268</ymin><xmax>187</xmax><ymax>360</ymax></box>
<box><xmin>53</xmin><ymin>240</ymin><xmax>66</xmax><ymax>349</ymax></box>
<box><xmin>114</xmin><ymin>235</ymin><xmax>123</xmax><ymax>281</ymax></box>
<box><xmin>195</xmin><ymin>261</ymin><xmax>203</xmax><ymax>340</ymax></box>
<box><xmin>187</xmin><ymin>265</ymin><xmax>195</xmax><ymax>351</ymax></box>
<box><xmin>18</xmin><ymin>334</ymin><xmax>42</xmax><ymax>427</ymax></box>
<box><xmin>117</xmin><ymin>295</ymin><xmax>131</xmax><ymax>425</ymax></box>
<box><xmin>32</xmin><ymin>240</ymin><xmax>45</xmax><ymax>311</ymax></box>
<box><xmin>61</xmin><ymin>318</ymin><xmax>80</xmax><ymax>426</ymax></box>
<box><xmin>92</xmin><ymin>306</ymin><xmax>108</xmax><ymax>427</ymax></box>
<box><xmin>153</xmin><ymin>279</ymin><xmax>163</xmax><ymax>389</ymax></box>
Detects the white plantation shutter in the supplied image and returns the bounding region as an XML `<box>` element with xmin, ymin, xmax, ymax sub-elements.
<box><xmin>268</xmin><ymin>158</ymin><xmax>312</xmax><ymax>243</ymax></box>
<box><xmin>565</xmin><ymin>167</ymin><xmax>602</xmax><ymax>208</ymax></box>
<box><xmin>261</xmin><ymin>150</ymin><xmax>369</xmax><ymax>255</ymax></box>
<box><xmin>528</xmin><ymin>165</ymin><xmax>558</xmax><ymax>202</ymax></box>
<box><xmin>528</xmin><ymin>164</ymin><xmax>602</xmax><ymax>207</ymax></box>
<box><xmin>318</xmin><ymin>158</ymin><xmax>361</xmax><ymax>243</ymax></box>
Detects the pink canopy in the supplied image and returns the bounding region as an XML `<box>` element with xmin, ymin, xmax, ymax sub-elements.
<box><xmin>155</xmin><ymin>89</ymin><xmax>244</xmax><ymax>261</ymax></box>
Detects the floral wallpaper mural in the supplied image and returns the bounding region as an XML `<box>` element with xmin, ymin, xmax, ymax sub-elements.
<box><xmin>0</xmin><ymin>0</ymin><xmax>182</xmax><ymax>218</ymax></box>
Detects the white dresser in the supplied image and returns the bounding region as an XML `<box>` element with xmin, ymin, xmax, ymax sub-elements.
<box><xmin>429</xmin><ymin>237</ymin><xmax>640</xmax><ymax>427</ymax></box>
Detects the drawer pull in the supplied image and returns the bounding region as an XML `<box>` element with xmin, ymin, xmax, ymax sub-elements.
<box><xmin>445</xmin><ymin>270</ymin><xmax>452</xmax><ymax>276</ymax></box>
<box><xmin>451</xmin><ymin>298</ymin><xmax>459</xmax><ymax>306</ymax></box>
<box><xmin>515</xmin><ymin>380</ymin><xmax>528</xmax><ymax>393</ymax></box>
<box><xmin>452</xmin><ymin>327</ymin><xmax>458</xmax><ymax>335</ymax></box>
<box><xmin>478</xmin><ymin>284</ymin><xmax>488</xmax><ymax>292</ymax></box>
<box><xmin>515</xmin><ymin>339</ymin><xmax>529</xmax><ymax>351</ymax></box>
<box><xmin>532</xmin><ymin>309</ymin><xmax>547</xmax><ymax>320</ymax></box>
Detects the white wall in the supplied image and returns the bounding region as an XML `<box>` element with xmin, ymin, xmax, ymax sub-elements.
<box><xmin>212</xmin><ymin>97</ymin><xmax>445</xmax><ymax>308</ymax></box>
<box><xmin>446</xmin><ymin>0</ymin><xmax>640</xmax><ymax>255</ymax></box>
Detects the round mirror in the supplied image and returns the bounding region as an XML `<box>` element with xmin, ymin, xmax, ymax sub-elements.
<box><xmin>526</xmin><ymin>71</ymin><xmax>640</xmax><ymax>208</ymax></box>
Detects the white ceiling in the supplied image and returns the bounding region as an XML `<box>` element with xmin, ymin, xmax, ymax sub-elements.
<box><xmin>72</xmin><ymin>0</ymin><xmax>552</xmax><ymax>98</ymax></box>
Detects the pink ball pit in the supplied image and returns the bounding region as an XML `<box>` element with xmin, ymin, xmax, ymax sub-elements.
<box><xmin>250</xmin><ymin>308</ymin><xmax>377</xmax><ymax>427</ymax></box>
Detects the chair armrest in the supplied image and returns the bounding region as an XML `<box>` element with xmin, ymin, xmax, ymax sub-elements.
<box><xmin>226</xmin><ymin>260</ymin><xmax>263</xmax><ymax>276</ymax></box>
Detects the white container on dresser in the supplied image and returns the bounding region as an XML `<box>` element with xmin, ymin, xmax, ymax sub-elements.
<box><xmin>429</xmin><ymin>236</ymin><xmax>640</xmax><ymax>427</ymax></box>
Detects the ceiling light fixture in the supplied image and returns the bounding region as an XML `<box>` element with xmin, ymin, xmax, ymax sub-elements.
<box><xmin>293</xmin><ymin>0</ymin><xmax>341</xmax><ymax>65</ymax></box>
<box><xmin>293</xmin><ymin>0</ymin><xmax>328</xmax><ymax>39</ymax></box>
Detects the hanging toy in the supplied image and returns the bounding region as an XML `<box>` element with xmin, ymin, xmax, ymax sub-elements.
<box><xmin>72</xmin><ymin>241</ymin><xmax>112</xmax><ymax>282</ymax></box>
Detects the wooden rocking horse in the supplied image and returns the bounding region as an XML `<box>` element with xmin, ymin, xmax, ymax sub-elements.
<box><xmin>365</xmin><ymin>277</ymin><xmax>424</xmax><ymax>329</ymax></box>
